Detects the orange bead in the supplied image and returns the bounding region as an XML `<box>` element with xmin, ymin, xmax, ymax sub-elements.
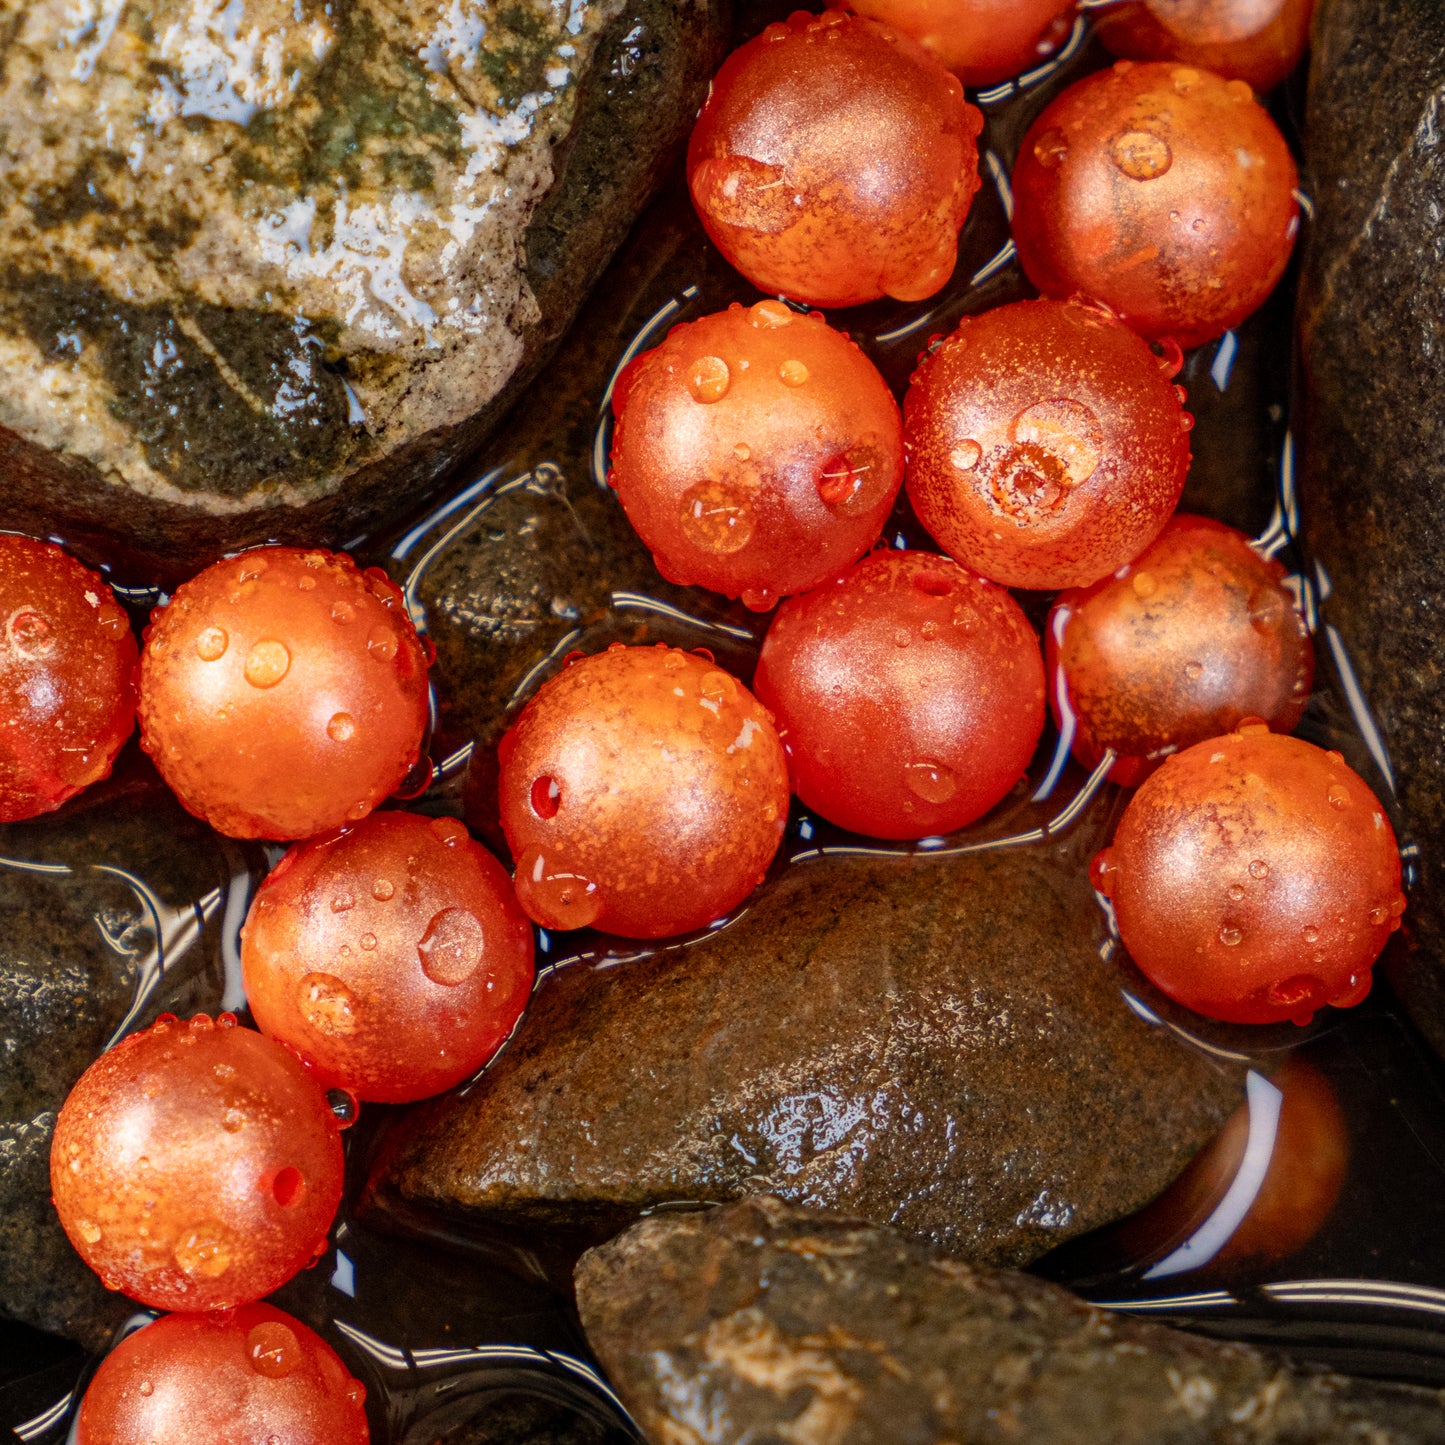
<box><xmin>610</xmin><ymin>303</ymin><xmax>904</xmax><ymax>609</ymax></box>
<box><xmin>754</xmin><ymin>550</ymin><xmax>1045</xmax><ymax>839</ymax></box>
<box><xmin>242</xmin><ymin>811</ymin><xmax>535</xmax><ymax>1103</ymax></box>
<box><xmin>904</xmin><ymin>297</ymin><xmax>1191</xmax><ymax>589</ymax></box>
<box><xmin>1012</xmin><ymin>61</ymin><xmax>1299</xmax><ymax>347</ymax></box>
<box><xmin>1097</xmin><ymin>730</ymin><xmax>1404</xmax><ymax>1025</ymax></box>
<box><xmin>1095</xmin><ymin>0</ymin><xmax>1315</xmax><ymax>94</ymax></box>
<box><xmin>138</xmin><ymin>547</ymin><xmax>429</xmax><ymax>840</ymax></box>
<box><xmin>498</xmin><ymin>644</ymin><xmax>790</xmax><ymax>939</ymax></box>
<box><xmin>1049</xmin><ymin>515</ymin><xmax>1313</xmax><ymax>785</ymax></box>
<box><xmin>50</xmin><ymin>1015</ymin><xmax>344</xmax><ymax>1311</ymax></box>
<box><xmin>687</xmin><ymin>10</ymin><xmax>983</xmax><ymax>307</ymax></box>
<box><xmin>0</xmin><ymin>535</ymin><xmax>136</xmax><ymax>822</ymax></box>
<box><xmin>77</xmin><ymin>1305</ymin><xmax>369</xmax><ymax>1445</ymax></box>
<box><xmin>847</xmin><ymin>0</ymin><xmax>1077</xmax><ymax>85</ymax></box>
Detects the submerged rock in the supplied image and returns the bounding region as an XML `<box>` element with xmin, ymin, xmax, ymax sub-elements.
<box><xmin>1297</xmin><ymin>0</ymin><xmax>1445</xmax><ymax>1057</ymax></box>
<box><xmin>375</xmin><ymin>794</ymin><xmax>1239</xmax><ymax>1267</ymax></box>
<box><xmin>577</xmin><ymin>1196</ymin><xmax>1445</xmax><ymax>1445</ymax></box>
<box><xmin>0</xmin><ymin>0</ymin><xmax>728</xmax><ymax>576</ymax></box>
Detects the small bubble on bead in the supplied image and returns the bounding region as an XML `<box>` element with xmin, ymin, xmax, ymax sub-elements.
<box><xmin>299</xmin><ymin>973</ymin><xmax>359</xmax><ymax>1036</ymax></box>
<box><xmin>244</xmin><ymin>640</ymin><xmax>290</xmax><ymax>689</ymax></box>
<box><xmin>779</xmin><ymin>359</ymin><xmax>809</xmax><ymax>386</ymax></box>
<box><xmin>195</xmin><ymin>626</ymin><xmax>228</xmax><ymax>661</ymax></box>
<box><xmin>903</xmin><ymin>760</ymin><xmax>957</xmax><ymax>804</ymax></box>
<box><xmin>327</xmin><ymin>712</ymin><xmax>356</xmax><ymax>742</ymax></box>
<box><xmin>418</xmin><ymin>907</ymin><xmax>487</xmax><ymax>986</ymax></box>
<box><xmin>687</xmin><ymin>355</ymin><xmax>731</xmax><ymax>403</ymax></box>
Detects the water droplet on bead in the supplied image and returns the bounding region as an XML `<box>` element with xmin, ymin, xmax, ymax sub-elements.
<box><xmin>700</xmin><ymin>670</ymin><xmax>736</xmax><ymax>701</ymax></box>
<box><xmin>247</xmin><ymin>1320</ymin><xmax>302</xmax><ymax>1378</ymax></box>
<box><xmin>195</xmin><ymin>626</ymin><xmax>228</xmax><ymax>661</ymax></box>
<box><xmin>1248</xmin><ymin>587</ymin><xmax>1286</xmax><ymax>634</ymax></box>
<box><xmin>686</xmin><ymin>355</ymin><xmax>730</xmax><ymax>403</ymax></box>
<box><xmin>1171</xmin><ymin>66</ymin><xmax>1200</xmax><ymax>94</ymax></box>
<box><xmin>1236</xmin><ymin>717</ymin><xmax>1270</xmax><ymax>736</ymax></box>
<box><xmin>418</xmin><ymin>907</ymin><xmax>487</xmax><ymax>985</ymax></box>
<box><xmin>1269</xmin><ymin>974</ymin><xmax>1325</xmax><ymax>1010</ymax></box>
<box><xmin>779</xmin><ymin>359</ymin><xmax>809</xmax><ymax>386</ymax></box>
<box><xmin>327</xmin><ymin>1088</ymin><xmax>359</xmax><ymax>1127</ymax></box>
<box><xmin>372</xmin><ymin>878</ymin><xmax>395</xmax><ymax>901</ymax></box>
<box><xmin>515</xmin><ymin>847</ymin><xmax>603</xmax><ymax>930</ymax></box>
<box><xmin>430</xmin><ymin>816</ymin><xmax>469</xmax><ymax>847</ymax></box>
<box><xmin>331</xmin><ymin>601</ymin><xmax>354</xmax><ymax>625</ymax></box>
<box><xmin>360</xmin><ymin>932</ymin><xmax>377</xmax><ymax>951</ymax></box>
<box><xmin>1033</xmin><ymin>127</ymin><xmax>1068</xmax><ymax>168</ymax></box>
<box><xmin>175</xmin><ymin>1220</ymin><xmax>233</xmax><ymax>1278</ymax></box>
<box><xmin>1328</xmin><ymin>784</ymin><xmax>1350</xmax><ymax>810</ymax></box>
<box><xmin>244</xmin><ymin>640</ymin><xmax>290</xmax><ymax>689</ymax></box>
<box><xmin>1228</xmin><ymin>884</ymin><xmax>1245</xmax><ymax>901</ymax></box>
<box><xmin>327</xmin><ymin>712</ymin><xmax>356</xmax><ymax>742</ymax></box>
<box><xmin>1219</xmin><ymin>924</ymin><xmax>1243</xmax><ymax>946</ymax></box>
<box><xmin>818</xmin><ymin>448</ymin><xmax>879</xmax><ymax>510</ymax></box>
<box><xmin>299</xmin><ymin>973</ymin><xmax>358</xmax><ymax>1036</ymax></box>
<box><xmin>222</xmin><ymin>1106</ymin><xmax>245</xmax><ymax>1132</ymax></box>
<box><xmin>679</xmin><ymin>480</ymin><xmax>756</xmax><ymax>555</ymax></box>
<box><xmin>741</xmin><ymin>587</ymin><xmax>777</xmax><ymax>612</ymax></box>
<box><xmin>1184</xmin><ymin>660</ymin><xmax>1204</xmax><ymax>681</ymax></box>
<box><xmin>1225</xmin><ymin>78</ymin><xmax>1254</xmax><ymax>102</ymax></box>
<box><xmin>1249</xmin><ymin>859</ymin><xmax>1269</xmax><ymax>880</ymax></box>
<box><xmin>1131</xmin><ymin>571</ymin><xmax>1157</xmax><ymax>599</ymax></box>
<box><xmin>748</xmin><ymin>299</ymin><xmax>793</xmax><ymax>329</ymax></box>
<box><xmin>1090</xmin><ymin>848</ymin><xmax>1117</xmax><ymax>897</ymax></box>
<box><xmin>950</xmin><ymin>439</ymin><xmax>982</xmax><ymax>472</ymax></box>
<box><xmin>332</xmin><ymin>893</ymin><xmax>354</xmax><ymax>913</ymax></box>
<box><xmin>7</xmin><ymin>607</ymin><xmax>57</xmax><ymax>660</ymax></box>
<box><xmin>138</xmin><ymin>1381</ymin><xmax>154</xmax><ymax>1397</ymax></box>
<box><xmin>903</xmin><ymin>760</ymin><xmax>957</xmax><ymax>804</ymax></box>
<box><xmin>367</xmin><ymin>628</ymin><xmax>398</xmax><ymax>662</ymax></box>
<box><xmin>1110</xmin><ymin>129</ymin><xmax>1172</xmax><ymax>180</ymax></box>
<box><xmin>77</xmin><ymin>1217</ymin><xmax>102</xmax><ymax>1244</ymax></box>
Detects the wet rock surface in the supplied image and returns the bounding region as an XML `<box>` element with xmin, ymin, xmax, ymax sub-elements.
<box><xmin>0</xmin><ymin>0</ymin><xmax>727</xmax><ymax>577</ymax></box>
<box><xmin>577</xmin><ymin>1196</ymin><xmax>1445</xmax><ymax>1445</ymax></box>
<box><xmin>1297</xmin><ymin>0</ymin><xmax>1445</xmax><ymax>1058</ymax></box>
<box><xmin>375</xmin><ymin>790</ymin><xmax>1240</xmax><ymax>1267</ymax></box>
<box><xmin>0</xmin><ymin>762</ymin><xmax>238</xmax><ymax>1346</ymax></box>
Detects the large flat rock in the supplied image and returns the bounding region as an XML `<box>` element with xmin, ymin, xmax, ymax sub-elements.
<box><xmin>1296</xmin><ymin>0</ymin><xmax>1445</xmax><ymax>1056</ymax></box>
<box><xmin>577</xmin><ymin>1196</ymin><xmax>1445</xmax><ymax>1445</ymax></box>
<box><xmin>375</xmin><ymin>795</ymin><xmax>1240</xmax><ymax>1268</ymax></box>
<box><xmin>0</xmin><ymin>0</ymin><xmax>727</xmax><ymax>576</ymax></box>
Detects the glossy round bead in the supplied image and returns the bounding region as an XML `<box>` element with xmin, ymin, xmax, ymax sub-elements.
<box><xmin>77</xmin><ymin>1305</ymin><xmax>369</xmax><ymax>1445</ymax></box>
<box><xmin>1097</xmin><ymin>729</ymin><xmax>1405</xmax><ymax>1025</ymax></box>
<box><xmin>753</xmin><ymin>550</ymin><xmax>1045</xmax><ymax>839</ymax></box>
<box><xmin>687</xmin><ymin>9</ymin><xmax>983</xmax><ymax>307</ymax></box>
<box><xmin>609</xmin><ymin>303</ymin><xmax>905</xmax><ymax>609</ymax></box>
<box><xmin>904</xmin><ymin>297</ymin><xmax>1191</xmax><ymax>589</ymax></box>
<box><xmin>137</xmin><ymin>548</ymin><xmax>429</xmax><ymax>840</ymax></box>
<box><xmin>242</xmin><ymin>811</ymin><xmax>535</xmax><ymax>1103</ymax></box>
<box><xmin>0</xmin><ymin>535</ymin><xmax>136</xmax><ymax>822</ymax></box>
<box><xmin>1095</xmin><ymin>0</ymin><xmax>1315</xmax><ymax>94</ymax></box>
<box><xmin>847</xmin><ymin>0</ymin><xmax>1078</xmax><ymax>85</ymax></box>
<box><xmin>1012</xmin><ymin>61</ymin><xmax>1299</xmax><ymax>346</ymax></box>
<box><xmin>50</xmin><ymin>1015</ymin><xmax>344</xmax><ymax>1311</ymax></box>
<box><xmin>498</xmin><ymin>644</ymin><xmax>790</xmax><ymax>939</ymax></box>
<box><xmin>1049</xmin><ymin>514</ymin><xmax>1313</xmax><ymax>785</ymax></box>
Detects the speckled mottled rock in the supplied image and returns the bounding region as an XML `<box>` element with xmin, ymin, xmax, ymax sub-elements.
<box><xmin>375</xmin><ymin>794</ymin><xmax>1240</xmax><ymax>1267</ymax></box>
<box><xmin>0</xmin><ymin>766</ymin><xmax>237</xmax><ymax>1346</ymax></box>
<box><xmin>577</xmin><ymin>1196</ymin><xmax>1445</xmax><ymax>1445</ymax></box>
<box><xmin>1296</xmin><ymin>0</ymin><xmax>1445</xmax><ymax>1057</ymax></box>
<box><xmin>0</xmin><ymin>0</ymin><xmax>728</xmax><ymax>576</ymax></box>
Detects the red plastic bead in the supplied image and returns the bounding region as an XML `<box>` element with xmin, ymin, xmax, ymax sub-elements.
<box><xmin>1012</xmin><ymin>61</ymin><xmax>1299</xmax><ymax>346</ymax></box>
<box><xmin>1098</xmin><ymin>730</ymin><xmax>1404</xmax><ymax>1025</ymax></box>
<box><xmin>242</xmin><ymin>811</ymin><xmax>535</xmax><ymax>1103</ymax></box>
<box><xmin>77</xmin><ymin>1305</ymin><xmax>369</xmax><ymax>1445</ymax></box>
<box><xmin>904</xmin><ymin>297</ymin><xmax>1191</xmax><ymax>589</ymax></box>
<box><xmin>687</xmin><ymin>9</ymin><xmax>983</xmax><ymax>307</ymax></box>
<box><xmin>51</xmin><ymin>1016</ymin><xmax>344</xmax><ymax>1311</ymax></box>
<box><xmin>498</xmin><ymin>645</ymin><xmax>790</xmax><ymax>939</ymax></box>
<box><xmin>754</xmin><ymin>550</ymin><xmax>1045</xmax><ymax>838</ymax></box>
<box><xmin>137</xmin><ymin>547</ymin><xmax>429</xmax><ymax>840</ymax></box>
<box><xmin>0</xmin><ymin>535</ymin><xmax>136</xmax><ymax>822</ymax></box>
<box><xmin>610</xmin><ymin>303</ymin><xmax>904</xmax><ymax>608</ymax></box>
<box><xmin>1048</xmin><ymin>515</ymin><xmax>1313</xmax><ymax>785</ymax></box>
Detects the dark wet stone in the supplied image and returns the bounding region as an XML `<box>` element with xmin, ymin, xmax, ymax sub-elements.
<box><xmin>374</xmin><ymin>793</ymin><xmax>1240</xmax><ymax>1268</ymax></box>
<box><xmin>0</xmin><ymin>0</ymin><xmax>728</xmax><ymax>579</ymax></box>
<box><xmin>1296</xmin><ymin>0</ymin><xmax>1445</xmax><ymax>1057</ymax></box>
<box><xmin>0</xmin><ymin>761</ymin><xmax>240</xmax><ymax>1346</ymax></box>
<box><xmin>577</xmin><ymin>1196</ymin><xmax>1445</xmax><ymax>1445</ymax></box>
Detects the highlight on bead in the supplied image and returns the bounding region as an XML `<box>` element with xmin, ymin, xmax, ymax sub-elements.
<box><xmin>0</xmin><ymin>534</ymin><xmax>137</xmax><ymax>822</ymax></box>
<box><xmin>1048</xmin><ymin>514</ymin><xmax>1313</xmax><ymax>785</ymax></box>
<box><xmin>753</xmin><ymin>549</ymin><xmax>1046</xmax><ymax>839</ymax></box>
<box><xmin>1012</xmin><ymin>60</ymin><xmax>1300</xmax><ymax>346</ymax></box>
<box><xmin>1095</xmin><ymin>728</ymin><xmax>1404</xmax><ymax>1025</ymax></box>
<box><xmin>242</xmin><ymin>811</ymin><xmax>536</xmax><ymax>1103</ymax></box>
<box><xmin>497</xmin><ymin>643</ymin><xmax>790</xmax><ymax>939</ymax></box>
<box><xmin>50</xmin><ymin>1014</ymin><xmax>345</xmax><ymax>1311</ymax></box>
<box><xmin>609</xmin><ymin>302</ymin><xmax>905</xmax><ymax>610</ymax></box>
<box><xmin>687</xmin><ymin>9</ymin><xmax>983</xmax><ymax>307</ymax></box>
<box><xmin>137</xmin><ymin>547</ymin><xmax>430</xmax><ymax>840</ymax></box>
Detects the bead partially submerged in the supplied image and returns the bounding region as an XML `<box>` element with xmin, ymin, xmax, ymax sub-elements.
<box><xmin>50</xmin><ymin>1015</ymin><xmax>344</xmax><ymax>1311</ymax></box>
<box><xmin>77</xmin><ymin>1305</ymin><xmax>369</xmax><ymax>1445</ymax></box>
<box><xmin>138</xmin><ymin>547</ymin><xmax>430</xmax><ymax>840</ymax></box>
<box><xmin>687</xmin><ymin>10</ymin><xmax>983</xmax><ymax>307</ymax></box>
<box><xmin>610</xmin><ymin>302</ymin><xmax>904</xmax><ymax>609</ymax></box>
<box><xmin>754</xmin><ymin>550</ymin><xmax>1045</xmax><ymax>839</ymax></box>
<box><xmin>904</xmin><ymin>297</ymin><xmax>1191</xmax><ymax>589</ymax></box>
<box><xmin>242</xmin><ymin>811</ymin><xmax>535</xmax><ymax>1103</ymax></box>
<box><xmin>1012</xmin><ymin>61</ymin><xmax>1299</xmax><ymax>346</ymax></box>
<box><xmin>498</xmin><ymin>644</ymin><xmax>790</xmax><ymax>939</ymax></box>
<box><xmin>0</xmin><ymin>535</ymin><xmax>136</xmax><ymax>822</ymax></box>
<box><xmin>1096</xmin><ymin>729</ymin><xmax>1404</xmax><ymax>1025</ymax></box>
<box><xmin>1049</xmin><ymin>514</ymin><xmax>1313</xmax><ymax>784</ymax></box>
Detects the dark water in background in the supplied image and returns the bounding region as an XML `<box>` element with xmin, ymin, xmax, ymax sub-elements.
<box><xmin>9</xmin><ymin>10</ymin><xmax>1445</xmax><ymax>1441</ymax></box>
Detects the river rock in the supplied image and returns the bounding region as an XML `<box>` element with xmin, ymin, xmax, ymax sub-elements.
<box><xmin>0</xmin><ymin>763</ymin><xmax>240</xmax><ymax>1346</ymax></box>
<box><xmin>374</xmin><ymin>794</ymin><xmax>1240</xmax><ymax>1267</ymax></box>
<box><xmin>0</xmin><ymin>0</ymin><xmax>728</xmax><ymax>577</ymax></box>
<box><xmin>1297</xmin><ymin>0</ymin><xmax>1445</xmax><ymax>1057</ymax></box>
<box><xmin>577</xmin><ymin>1196</ymin><xmax>1445</xmax><ymax>1445</ymax></box>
